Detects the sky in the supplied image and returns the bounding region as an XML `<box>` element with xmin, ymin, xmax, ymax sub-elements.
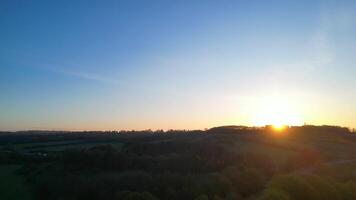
<box><xmin>1</xmin><ymin>0</ymin><xmax>356</xmax><ymax>131</ymax></box>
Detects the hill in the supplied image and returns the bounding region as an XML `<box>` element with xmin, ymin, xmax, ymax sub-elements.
<box><xmin>0</xmin><ymin>125</ymin><xmax>355</xmax><ymax>200</ymax></box>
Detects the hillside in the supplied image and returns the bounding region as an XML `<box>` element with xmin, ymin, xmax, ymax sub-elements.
<box><xmin>0</xmin><ymin>126</ymin><xmax>355</xmax><ymax>200</ymax></box>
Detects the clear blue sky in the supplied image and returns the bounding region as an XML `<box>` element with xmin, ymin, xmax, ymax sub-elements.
<box><xmin>1</xmin><ymin>0</ymin><xmax>356</xmax><ymax>130</ymax></box>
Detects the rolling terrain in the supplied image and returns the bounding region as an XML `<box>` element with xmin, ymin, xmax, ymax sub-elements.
<box><xmin>0</xmin><ymin>125</ymin><xmax>355</xmax><ymax>200</ymax></box>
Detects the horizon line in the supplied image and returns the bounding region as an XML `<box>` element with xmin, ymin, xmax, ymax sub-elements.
<box><xmin>1</xmin><ymin>124</ymin><xmax>354</xmax><ymax>133</ymax></box>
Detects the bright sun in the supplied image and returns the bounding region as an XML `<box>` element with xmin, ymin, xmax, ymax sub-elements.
<box><xmin>272</xmin><ymin>124</ymin><xmax>286</xmax><ymax>131</ymax></box>
<box><xmin>250</xmin><ymin>94</ymin><xmax>303</xmax><ymax>127</ymax></box>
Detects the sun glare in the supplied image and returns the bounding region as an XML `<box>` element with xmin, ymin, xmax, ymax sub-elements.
<box><xmin>250</xmin><ymin>94</ymin><xmax>303</xmax><ymax>127</ymax></box>
<box><xmin>272</xmin><ymin>124</ymin><xmax>287</xmax><ymax>132</ymax></box>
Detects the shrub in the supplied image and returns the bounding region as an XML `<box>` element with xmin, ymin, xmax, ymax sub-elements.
<box><xmin>260</xmin><ymin>188</ymin><xmax>290</xmax><ymax>200</ymax></box>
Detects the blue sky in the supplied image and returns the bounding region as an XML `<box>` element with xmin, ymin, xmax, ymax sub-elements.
<box><xmin>1</xmin><ymin>0</ymin><xmax>356</xmax><ymax>130</ymax></box>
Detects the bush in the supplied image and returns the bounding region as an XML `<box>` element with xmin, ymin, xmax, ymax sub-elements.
<box><xmin>194</xmin><ymin>194</ymin><xmax>209</xmax><ymax>200</ymax></box>
<box><xmin>117</xmin><ymin>191</ymin><xmax>159</xmax><ymax>200</ymax></box>
<box><xmin>260</xmin><ymin>188</ymin><xmax>290</xmax><ymax>200</ymax></box>
<box><xmin>263</xmin><ymin>175</ymin><xmax>356</xmax><ymax>200</ymax></box>
<box><xmin>226</xmin><ymin>168</ymin><xmax>265</xmax><ymax>197</ymax></box>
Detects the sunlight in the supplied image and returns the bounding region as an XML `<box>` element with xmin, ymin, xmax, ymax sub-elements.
<box><xmin>250</xmin><ymin>94</ymin><xmax>303</xmax><ymax>127</ymax></box>
<box><xmin>272</xmin><ymin>124</ymin><xmax>285</xmax><ymax>131</ymax></box>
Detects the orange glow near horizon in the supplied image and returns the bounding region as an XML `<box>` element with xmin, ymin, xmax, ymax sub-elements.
<box><xmin>272</xmin><ymin>124</ymin><xmax>288</xmax><ymax>132</ymax></box>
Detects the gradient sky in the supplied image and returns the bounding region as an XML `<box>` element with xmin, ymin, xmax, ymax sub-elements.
<box><xmin>1</xmin><ymin>0</ymin><xmax>356</xmax><ymax>131</ymax></box>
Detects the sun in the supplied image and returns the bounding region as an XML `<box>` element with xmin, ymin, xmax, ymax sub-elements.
<box><xmin>250</xmin><ymin>94</ymin><xmax>303</xmax><ymax>127</ymax></box>
<box><xmin>272</xmin><ymin>124</ymin><xmax>287</xmax><ymax>131</ymax></box>
<box><xmin>272</xmin><ymin>123</ymin><xmax>284</xmax><ymax>129</ymax></box>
